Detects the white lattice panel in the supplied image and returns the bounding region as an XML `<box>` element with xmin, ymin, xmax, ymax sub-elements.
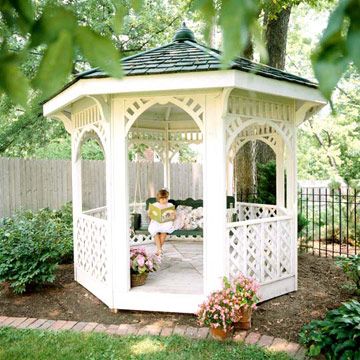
<box><xmin>228</xmin><ymin>217</ymin><xmax>293</xmax><ymax>286</ymax></box>
<box><xmin>234</xmin><ymin>202</ymin><xmax>277</xmax><ymax>221</ymax></box>
<box><xmin>75</xmin><ymin>215</ymin><xmax>108</xmax><ymax>283</ymax></box>
<box><xmin>278</xmin><ymin>219</ymin><xmax>292</xmax><ymax>276</ymax></box>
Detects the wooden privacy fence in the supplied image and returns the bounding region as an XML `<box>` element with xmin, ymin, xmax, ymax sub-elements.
<box><xmin>0</xmin><ymin>158</ymin><xmax>203</xmax><ymax>218</ymax></box>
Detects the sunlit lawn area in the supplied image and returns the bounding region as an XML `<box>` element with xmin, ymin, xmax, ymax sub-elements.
<box><xmin>0</xmin><ymin>327</ymin><xmax>291</xmax><ymax>360</ymax></box>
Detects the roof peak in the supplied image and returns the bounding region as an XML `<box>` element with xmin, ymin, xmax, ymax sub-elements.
<box><xmin>173</xmin><ymin>22</ymin><xmax>196</xmax><ymax>43</ymax></box>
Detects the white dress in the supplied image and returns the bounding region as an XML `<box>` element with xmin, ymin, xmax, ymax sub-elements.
<box><xmin>148</xmin><ymin>202</ymin><xmax>178</xmax><ymax>236</ymax></box>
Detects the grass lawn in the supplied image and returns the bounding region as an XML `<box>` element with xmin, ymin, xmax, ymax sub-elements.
<box><xmin>0</xmin><ymin>327</ymin><xmax>292</xmax><ymax>360</ymax></box>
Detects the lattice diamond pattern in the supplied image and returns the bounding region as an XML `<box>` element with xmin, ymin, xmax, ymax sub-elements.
<box><xmin>229</xmin><ymin>226</ymin><xmax>246</xmax><ymax>278</ymax></box>
<box><xmin>245</xmin><ymin>224</ymin><xmax>261</xmax><ymax>280</ymax></box>
<box><xmin>228</xmin><ymin>216</ymin><xmax>293</xmax><ymax>285</ymax></box>
<box><xmin>262</xmin><ymin>223</ymin><xmax>277</xmax><ymax>281</ymax></box>
<box><xmin>278</xmin><ymin>220</ymin><xmax>292</xmax><ymax>276</ymax></box>
<box><xmin>75</xmin><ymin>216</ymin><xmax>108</xmax><ymax>283</ymax></box>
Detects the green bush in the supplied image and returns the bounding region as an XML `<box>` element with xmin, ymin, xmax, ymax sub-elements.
<box><xmin>299</xmin><ymin>300</ymin><xmax>360</xmax><ymax>359</ymax></box>
<box><xmin>0</xmin><ymin>203</ymin><xmax>73</xmax><ymax>294</ymax></box>
<box><xmin>336</xmin><ymin>255</ymin><xmax>360</xmax><ymax>295</ymax></box>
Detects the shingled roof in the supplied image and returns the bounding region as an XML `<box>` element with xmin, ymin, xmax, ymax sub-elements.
<box><xmin>73</xmin><ymin>23</ymin><xmax>318</xmax><ymax>90</ymax></box>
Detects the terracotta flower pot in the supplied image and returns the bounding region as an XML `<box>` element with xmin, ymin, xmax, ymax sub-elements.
<box><xmin>234</xmin><ymin>307</ymin><xmax>252</xmax><ymax>330</ymax></box>
<box><xmin>131</xmin><ymin>272</ymin><xmax>148</xmax><ymax>287</ymax></box>
<box><xmin>210</xmin><ymin>327</ymin><xmax>229</xmax><ymax>340</ymax></box>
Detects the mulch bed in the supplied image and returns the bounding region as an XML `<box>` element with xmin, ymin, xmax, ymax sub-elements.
<box><xmin>0</xmin><ymin>253</ymin><xmax>354</xmax><ymax>342</ymax></box>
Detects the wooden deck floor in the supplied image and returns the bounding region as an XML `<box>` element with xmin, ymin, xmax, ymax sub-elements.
<box><xmin>130</xmin><ymin>241</ymin><xmax>203</xmax><ymax>295</ymax></box>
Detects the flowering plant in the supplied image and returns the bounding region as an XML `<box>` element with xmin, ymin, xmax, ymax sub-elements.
<box><xmin>196</xmin><ymin>288</ymin><xmax>242</xmax><ymax>331</ymax></box>
<box><xmin>130</xmin><ymin>247</ymin><xmax>161</xmax><ymax>275</ymax></box>
<box><xmin>223</xmin><ymin>274</ymin><xmax>260</xmax><ymax>313</ymax></box>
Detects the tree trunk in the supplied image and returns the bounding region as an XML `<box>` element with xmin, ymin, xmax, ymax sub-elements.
<box><xmin>234</xmin><ymin>6</ymin><xmax>293</xmax><ymax>198</ymax></box>
<box><xmin>264</xmin><ymin>5</ymin><xmax>292</xmax><ymax>70</ymax></box>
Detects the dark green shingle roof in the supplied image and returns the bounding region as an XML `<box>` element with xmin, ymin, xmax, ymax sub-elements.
<box><xmin>76</xmin><ymin>39</ymin><xmax>317</xmax><ymax>89</ymax></box>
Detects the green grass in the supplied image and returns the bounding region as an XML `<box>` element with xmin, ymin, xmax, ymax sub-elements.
<box><xmin>0</xmin><ymin>327</ymin><xmax>292</xmax><ymax>360</ymax></box>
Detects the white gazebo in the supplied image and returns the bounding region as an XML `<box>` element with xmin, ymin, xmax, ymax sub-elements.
<box><xmin>43</xmin><ymin>24</ymin><xmax>326</xmax><ymax>313</ymax></box>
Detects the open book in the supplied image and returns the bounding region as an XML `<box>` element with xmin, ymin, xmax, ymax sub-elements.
<box><xmin>149</xmin><ymin>203</ymin><xmax>175</xmax><ymax>223</ymax></box>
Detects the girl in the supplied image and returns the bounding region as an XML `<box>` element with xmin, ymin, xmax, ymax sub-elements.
<box><xmin>148</xmin><ymin>189</ymin><xmax>176</xmax><ymax>256</ymax></box>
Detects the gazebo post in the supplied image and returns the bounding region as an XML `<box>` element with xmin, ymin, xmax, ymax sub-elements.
<box><xmin>276</xmin><ymin>138</ymin><xmax>285</xmax><ymax>208</ymax></box>
<box><xmin>109</xmin><ymin>98</ymin><xmax>130</xmax><ymax>306</ymax></box>
<box><xmin>203</xmin><ymin>93</ymin><xmax>228</xmax><ymax>294</ymax></box>
<box><xmin>71</xmin><ymin>135</ymin><xmax>82</xmax><ymax>282</ymax></box>
<box><xmin>163</xmin><ymin>122</ymin><xmax>171</xmax><ymax>191</ymax></box>
<box><xmin>285</xmin><ymin>128</ymin><xmax>298</xmax><ymax>290</ymax></box>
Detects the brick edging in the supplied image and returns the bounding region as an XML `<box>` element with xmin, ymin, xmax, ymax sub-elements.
<box><xmin>0</xmin><ymin>316</ymin><xmax>307</xmax><ymax>359</ymax></box>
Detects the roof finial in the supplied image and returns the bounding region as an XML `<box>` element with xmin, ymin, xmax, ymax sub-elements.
<box><xmin>173</xmin><ymin>22</ymin><xmax>196</xmax><ymax>43</ymax></box>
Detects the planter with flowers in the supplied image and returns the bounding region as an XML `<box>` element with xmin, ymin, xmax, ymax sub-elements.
<box><xmin>130</xmin><ymin>247</ymin><xmax>161</xmax><ymax>287</ymax></box>
<box><xmin>196</xmin><ymin>287</ymin><xmax>242</xmax><ymax>340</ymax></box>
<box><xmin>223</xmin><ymin>274</ymin><xmax>260</xmax><ymax>330</ymax></box>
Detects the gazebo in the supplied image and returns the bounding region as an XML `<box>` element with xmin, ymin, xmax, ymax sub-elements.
<box><xmin>43</xmin><ymin>24</ymin><xmax>326</xmax><ymax>313</ymax></box>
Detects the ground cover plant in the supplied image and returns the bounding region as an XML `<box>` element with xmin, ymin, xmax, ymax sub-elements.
<box><xmin>0</xmin><ymin>203</ymin><xmax>73</xmax><ymax>294</ymax></box>
<box><xmin>299</xmin><ymin>300</ymin><xmax>360</xmax><ymax>359</ymax></box>
<box><xmin>336</xmin><ymin>255</ymin><xmax>360</xmax><ymax>295</ymax></box>
<box><xmin>0</xmin><ymin>327</ymin><xmax>291</xmax><ymax>360</ymax></box>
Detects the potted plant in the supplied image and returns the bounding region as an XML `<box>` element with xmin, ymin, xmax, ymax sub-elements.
<box><xmin>130</xmin><ymin>247</ymin><xmax>161</xmax><ymax>287</ymax></box>
<box><xmin>196</xmin><ymin>288</ymin><xmax>241</xmax><ymax>340</ymax></box>
<box><xmin>223</xmin><ymin>274</ymin><xmax>260</xmax><ymax>330</ymax></box>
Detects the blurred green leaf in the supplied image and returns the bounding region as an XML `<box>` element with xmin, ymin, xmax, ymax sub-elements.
<box><xmin>11</xmin><ymin>0</ymin><xmax>34</xmax><ymax>25</ymax></box>
<box><xmin>219</xmin><ymin>0</ymin><xmax>260</xmax><ymax>65</ymax></box>
<box><xmin>192</xmin><ymin>0</ymin><xmax>216</xmax><ymax>44</ymax></box>
<box><xmin>113</xmin><ymin>3</ymin><xmax>128</xmax><ymax>34</ymax></box>
<box><xmin>321</xmin><ymin>0</ymin><xmax>349</xmax><ymax>43</ymax></box>
<box><xmin>347</xmin><ymin>22</ymin><xmax>360</xmax><ymax>71</ymax></box>
<box><xmin>75</xmin><ymin>26</ymin><xmax>122</xmax><ymax>78</ymax></box>
<box><xmin>32</xmin><ymin>30</ymin><xmax>73</xmax><ymax>97</ymax></box>
<box><xmin>30</xmin><ymin>5</ymin><xmax>77</xmax><ymax>48</ymax></box>
<box><xmin>131</xmin><ymin>0</ymin><xmax>143</xmax><ymax>13</ymax></box>
<box><xmin>0</xmin><ymin>59</ymin><xmax>30</xmax><ymax>107</ymax></box>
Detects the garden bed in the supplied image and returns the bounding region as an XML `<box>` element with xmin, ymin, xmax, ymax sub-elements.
<box><xmin>0</xmin><ymin>253</ymin><xmax>353</xmax><ymax>342</ymax></box>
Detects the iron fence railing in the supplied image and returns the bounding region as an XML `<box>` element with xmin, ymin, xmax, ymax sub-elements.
<box><xmin>298</xmin><ymin>187</ymin><xmax>358</xmax><ymax>257</ymax></box>
<box><xmin>237</xmin><ymin>188</ymin><xmax>359</xmax><ymax>257</ymax></box>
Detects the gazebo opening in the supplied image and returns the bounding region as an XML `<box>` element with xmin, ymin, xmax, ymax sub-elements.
<box><xmin>127</xmin><ymin>102</ymin><xmax>204</xmax><ymax>295</ymax></box>
<box><xmin>226</xmin><ymin>117</ymin><xmax>295</xmax><ymax>296</ymax></box>
<box><xmin>80</xmin><ymin>136</ymin><xmax>107</xmax><ymax>217</ymax></box>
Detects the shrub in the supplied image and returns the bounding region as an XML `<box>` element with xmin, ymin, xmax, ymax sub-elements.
<box><xmin>299</xmin><ymin>300</ymin><xmax>360</xmax><ymax>359</ymax></box>
<box><xmin>336</xmin><ymin>255</ymin><xmax>360</xmax><ymax>295</ymax></box>
<box><xmin>0</xmin><ymin>203</ymin><xmax>73</xmax><ymax>294</ymax></box>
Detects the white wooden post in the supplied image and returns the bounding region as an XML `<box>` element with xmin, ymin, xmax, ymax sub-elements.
<box><xmin>71</xmin><ymin>132</ymin><xmax>82</xmax><ymax>281</ymax></box>
<box><xmin>163</xmin><ymin>122</ymin><xmax>171</xmax><ymax>191</ymax></box>
<box><xmin>226</xmin><ymin>156</ymin><xmax>234</xmax><ymax>196</ymax></box>
<box><xmin>109</xmin><ymin>97</ymin><xmax>130</xmax><ymax>306</ymax></box>
<box><xmin>285</xmin><ymin>125</ymin><xmax>297</xmax><ymax>290</ymax></box>
<box><xmin>276</xmin><ymin>137</ymin><xmax>285</xmax><ymax>208</ymax></box>
<box><xmin>203</xmin><ymin>92</ymin><xmax>228</xmax><ymax>294</ymax></box>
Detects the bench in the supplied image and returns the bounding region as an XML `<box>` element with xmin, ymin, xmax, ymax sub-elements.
<box><xmin>131</xmin><ymin>196</ymin><xmax>235</xmax><ymax>238</ymax></box>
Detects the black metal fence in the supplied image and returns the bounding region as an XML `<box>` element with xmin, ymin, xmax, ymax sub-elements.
<box><xmin>298</xmin><ymin>187</ymin><xmax>359</xmax><ymax>257</ymax></box>
<box><xmin>237</xmin><ymin>188</ymin><xmax>359</xmax><ymax>257</ymax></box>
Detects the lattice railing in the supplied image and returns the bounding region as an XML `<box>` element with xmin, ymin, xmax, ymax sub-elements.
<box><xmin>83</xmin><ymin>206</ymin><xmax>107</xmax><ymax>220</ymax></box>
<box><xmin>75</xmin><ymin>214</ymin><xmax>108</xmax><ymax>283</ymax></box>
<box><xmin>236</xmin><ymin>202</ymin><xmax>277</xmax><ymax>221</ymax></box>
<box><xmin>227</xmin><ymin>215</ymin><xmax>293</xmax><ymax>284</ymax></box>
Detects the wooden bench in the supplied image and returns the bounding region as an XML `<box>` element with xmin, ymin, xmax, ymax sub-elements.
<box><xmin>132</xmin><ymin>196</ymin><xmax>235</xmax><ymax>238</ymax></box>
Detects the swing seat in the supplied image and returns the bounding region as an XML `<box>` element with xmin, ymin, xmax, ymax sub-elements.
<box><xmin>131</xmin><ymin>196</ymin><xmax>235</xmax><ymax>238</ymax></box>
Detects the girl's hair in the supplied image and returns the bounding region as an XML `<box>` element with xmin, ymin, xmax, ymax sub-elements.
<box><xmin>156</xmin><ymin>189</ymin><xmax>169</xmax><ymax>200</ymax></box>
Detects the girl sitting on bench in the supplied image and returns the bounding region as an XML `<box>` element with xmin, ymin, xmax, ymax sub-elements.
<box><xmin>148</xmin><ymin>189</ymin><xmax>176</xmax><ymax>256</ymax></box>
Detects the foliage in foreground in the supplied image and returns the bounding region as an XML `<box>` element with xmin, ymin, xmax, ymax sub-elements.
<box><xmin>0</xmin><ymin>327</ymin><xmax>291</xmax><ymax>360</ymax></box>
<box><xmin>336</xmin><ymin>255</ymin><xmax>360</xmax><ymax>295</ymax></box>
<box><xmin>299</xmin><ymin>300</ymin><xmax>360</xmax><ymax>359</ymax></box>
<box><xmin>0</xmin><ymin>203</ymin><xmax>73</xmax><ymax>294</ymax></box>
